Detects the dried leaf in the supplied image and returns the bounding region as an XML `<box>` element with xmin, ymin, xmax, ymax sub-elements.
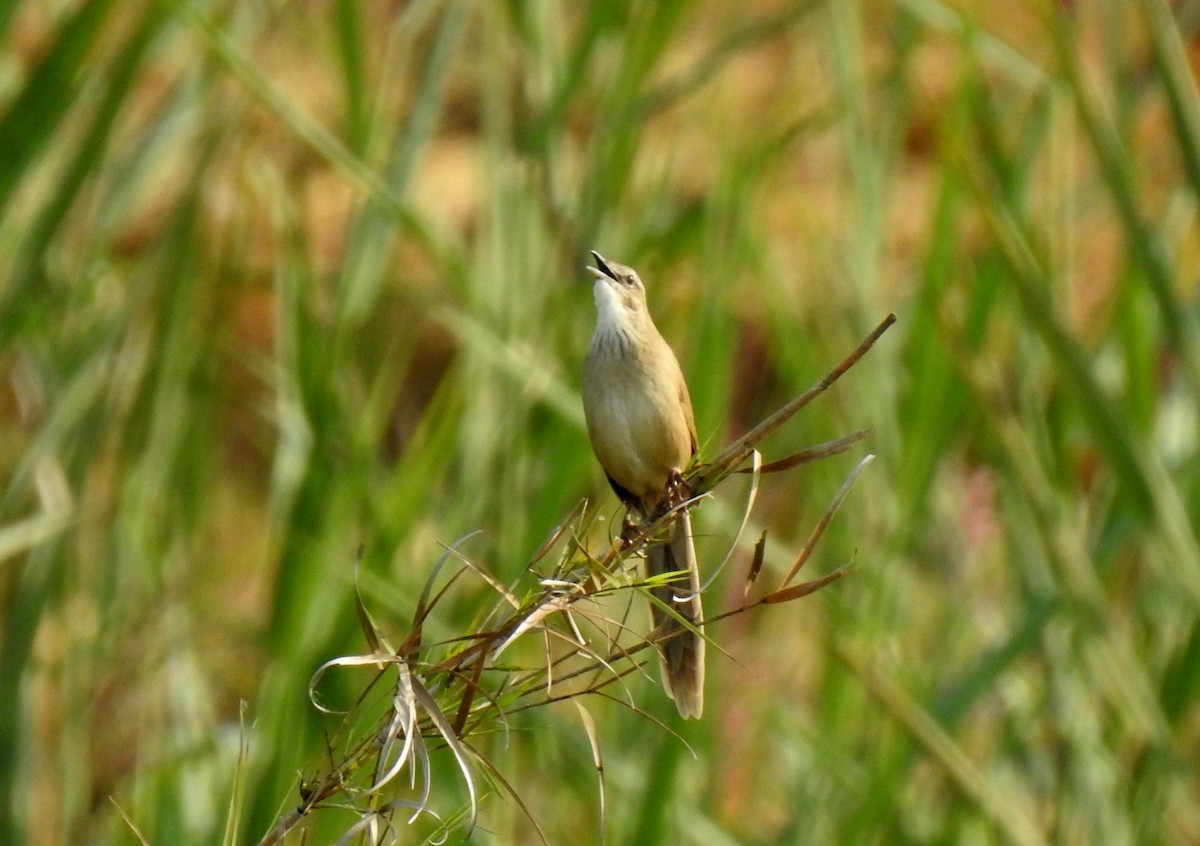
<box><xmin>529</xmin><ymin>498</ymin><xmax>587</xmax><ymax>565</ymax></box>
<box><xmin>411</xmin><ymin>677</ymin><xmax>479</xmax><ymax>834</ymax></box>
<box><xmin>700</xmin><ymin>314</ymin><xmax>895</xmax><ymax>486</ymax></box>
<box><xmin>761</xmin><ymin>566</ymin><xmax>852</xmax><ymax>604</ymax></box>
<box><xmin>410</xmin><ymin>530</ymin><xmax>482</xmax><ymax>650</ymax></box>
<box><xmin>703</xmin><ymin>450</ymin><xmax>760</xmax><ymax>591</ymax></box>
<box><xmin>779</xmin><ymin>454</ymin><xmax>875</xmax><ymax>590</ymax></box>
<box><xmin>354</xmin><ymin>582</ymin><xmax>385</xmax><ymax>656</ymax></box>
<box><xmin>492</xmin><ymin>594</ymin><xmax>574</xmax><ymax>658</ymax></box>
<box><xmin>368</xmin><ymin>661</ymin><xmax>420</xmax><ymax>793</ymax></box>
<box><xmin>735</xmin><ymin>429</ymin><xmax>870</xmax><ymax>474</ymax></box>
<box><xmin>573</xmin><ymin>701</ymin><xmax>606</xmax><ymax>840</ymax></box>
<box><xmin>743</xmin><ymin>531</ymin><xmax>768</xmax><ymax>600</ymax></box>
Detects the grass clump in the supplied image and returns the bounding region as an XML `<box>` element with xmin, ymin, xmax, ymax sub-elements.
<box><xmin>259</xmin><ymin>318</ymin><xmax>889</xmax><ymax>843</ymax></box>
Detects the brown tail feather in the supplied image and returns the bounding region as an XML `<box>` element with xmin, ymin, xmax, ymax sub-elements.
<box><xmin>646</xmin><ymin>509</ymin><xmax>705</xmax><ymax>718</ymax></box>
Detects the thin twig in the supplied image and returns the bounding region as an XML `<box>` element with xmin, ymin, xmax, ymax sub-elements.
<box><xmin>697</xmin><ymin>313</ymin><xmax>896</xmax><ymax>487</ymax></box>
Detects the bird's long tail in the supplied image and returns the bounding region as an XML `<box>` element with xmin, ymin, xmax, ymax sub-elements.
<box><xmin>646</xmin><ymin>508</ymin><xmax>705</xmax><ymax>719</ymax></box>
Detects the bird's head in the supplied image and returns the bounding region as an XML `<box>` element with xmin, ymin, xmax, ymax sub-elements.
<box><xmin>588</xmin><ymin>250</ymin><xmax>649</xmax><ymax>323</ymax></box>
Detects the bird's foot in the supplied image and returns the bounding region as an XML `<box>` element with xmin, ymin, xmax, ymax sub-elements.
<box><xmin>617</xmin><ymin>513</ymin><xmax>642</xmax><ymax>547</ymax></box>
<box><xmin>665</xmin><ymin>470</ymin><xmax>691</xmax><ymax>509</ymax></box>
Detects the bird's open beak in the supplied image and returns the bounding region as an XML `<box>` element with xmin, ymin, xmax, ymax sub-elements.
<box><xmin>588</xmin><ymin>250</ymin><xmax>616</xmax><ymax>281</ymax></box>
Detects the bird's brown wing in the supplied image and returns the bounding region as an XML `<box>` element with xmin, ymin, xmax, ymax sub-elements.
<box><xmin>679</xmin><ymin>379</ymin><xmax>698</xmax><ymax>457</ymax></box>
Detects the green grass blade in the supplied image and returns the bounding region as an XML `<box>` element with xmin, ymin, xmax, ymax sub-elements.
<box><xmin>0</xmin><ymin>0</ymin><xmax>117</xmax><ymax>211</ymax></box>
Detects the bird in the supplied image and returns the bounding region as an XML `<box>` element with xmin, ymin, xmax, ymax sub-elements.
<box><xmin>581</xmin><ymin>250</ymin><xmax>705</xmax><ymax>719</ymax></box>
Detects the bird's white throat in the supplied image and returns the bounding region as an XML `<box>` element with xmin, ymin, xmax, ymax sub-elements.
<box><xmin>592</xmin><ymin>279</ymin><xmax>625</xmax><ymax>336</ymax></box>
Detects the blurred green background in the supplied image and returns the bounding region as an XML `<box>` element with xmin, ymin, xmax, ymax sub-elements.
<box><xmin>3</xmin><ymin>0</ymin><xmax>1200</xmax><ymax>843</ymax></box>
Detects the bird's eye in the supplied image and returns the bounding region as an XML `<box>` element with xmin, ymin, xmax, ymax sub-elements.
<box><xmin>621</xmin><ymin>274</ymin><xmax>635</xmax><ymax>286</ymax></box>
